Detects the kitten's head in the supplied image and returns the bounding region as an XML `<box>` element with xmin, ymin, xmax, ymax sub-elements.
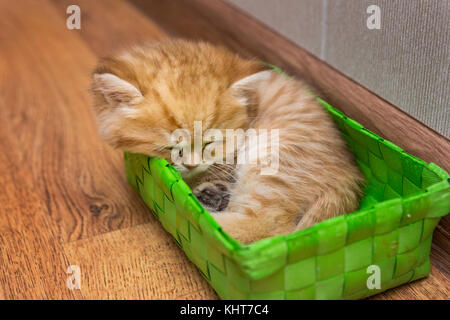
<box><xmin>91</xmin><ymin>40</ymin><xmax>270</xmax><ymax>180</ymax></box>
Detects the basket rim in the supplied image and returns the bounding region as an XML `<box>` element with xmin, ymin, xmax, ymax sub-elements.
<box><xmin>129</xmin><ymin>98</ymin><xmax>450</xmax><ymax>250</ymax></box>
<box><xmin>125</xmin><ymin>98</ymin><xmax>450</xmax><ymax>280</ymax></box>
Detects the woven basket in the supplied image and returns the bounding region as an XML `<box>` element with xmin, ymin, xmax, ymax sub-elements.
<box><xmin>124</xmin><ymin>98</ymin><xmax>450</xmax><ymax>300</ymax></box>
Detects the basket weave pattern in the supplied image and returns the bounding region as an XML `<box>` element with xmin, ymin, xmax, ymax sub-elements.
<box><xmin>124</xmin><ymin>99</ymin><xmax>450</xmax><ymax>299</ymax></box>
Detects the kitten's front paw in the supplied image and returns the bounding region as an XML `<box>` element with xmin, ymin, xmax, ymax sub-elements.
<box><xmin>194</xmin><ymin>181</ymin><xmax>230</xmax><ymax>212</ymax></box>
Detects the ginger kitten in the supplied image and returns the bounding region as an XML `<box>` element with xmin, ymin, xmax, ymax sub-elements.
<box><xmin>91</xmin><ymin>39</ymin><xmax>364</xmax><ymax>244</ymax></box>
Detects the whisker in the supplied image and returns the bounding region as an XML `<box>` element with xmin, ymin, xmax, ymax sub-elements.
<box><xmin>209</xmin><ymin>164</ymin><xmax>236</xmax><ymax>182</ymax></box>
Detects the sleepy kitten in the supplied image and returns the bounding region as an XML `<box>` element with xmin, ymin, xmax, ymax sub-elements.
<box><xmin>91</xmin><ymin>39</ymin><xmax>364</xmax><ymax>244</ymax></box>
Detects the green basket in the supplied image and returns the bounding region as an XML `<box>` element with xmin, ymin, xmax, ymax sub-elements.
<box><xmin>124</xmin><ymin>98</ymin><xmax>450</xmax><ymax>300</ymax></box>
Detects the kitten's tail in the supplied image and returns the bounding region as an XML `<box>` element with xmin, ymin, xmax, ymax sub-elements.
<box><xmin>294</xmin><ymin>192</ymin><xmax>359</xmax><ymax>232</ymax></box>
<box><xmin>211</xmin><ymin>211</ymin><xmax>281</xmax><ymax>245</ymax></box>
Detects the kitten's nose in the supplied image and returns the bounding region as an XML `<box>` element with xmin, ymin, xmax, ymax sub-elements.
<box><xmin>185</xmin><ymin>164</ymin><xmax>199</xmax><ymax>170</ymax></box>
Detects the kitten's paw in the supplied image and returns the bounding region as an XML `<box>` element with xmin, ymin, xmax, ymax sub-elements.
<box><xmin>194</xmin><ymin>181</ymin><xmax>230</xmax><ymax>212</ymax></box>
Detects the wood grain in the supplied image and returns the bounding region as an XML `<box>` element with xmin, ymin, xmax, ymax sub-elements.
<box><xmin>0</xmin><ymin>0</ymin><xmax>208</xmax><ymax>299</ymax></box>
<box><xmin>0</xmin><ymin>0</ymin><xmax>155</xmax><ymax>243</ymax></box>
<box><xmin>0</xmin><ymin>131</ymin><xmax>81</xmax><ymax>299</ymax></box>
<box><xmin>0</xmin><ymin>0</ymin><xmax>90</xmax><ymax>300</ymax></box>
<box><xmin>50</xmin><ymin>0</ymin><xmax>165</xmax><ymax>57</ymax></box>
<box><xmin>63</xmin><ymin>223</ymin><xmax>217</xmax><ymax>299</ymax></box>
<box><xmin>373</xmin><ymin>265</ymin><xmax>449</xmax><ymax>300</ymax></box>
<box><xmin>0</xmin><ymin>0</ymin><xmax>447</xmax><ymax>300</ymax></box>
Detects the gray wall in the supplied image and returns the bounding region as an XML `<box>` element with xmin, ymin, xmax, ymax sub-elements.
<box><xmin>227</xmin><ymin>0</ymin><xmax>450</xmax><ymax>138</ymax></box>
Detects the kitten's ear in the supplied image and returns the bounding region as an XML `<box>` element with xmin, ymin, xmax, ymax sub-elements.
<box><xmin>230</xmin><ymin>70</ymin><xmax>272</xmax><ymax>105</ymax></box>
<box><xmin>92</xmin><ymin>73</ymin><xmax>143</xmax><ymax>106</ymax></box>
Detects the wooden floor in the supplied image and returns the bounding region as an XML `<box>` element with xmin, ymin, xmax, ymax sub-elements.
<box><xmin>0</xmin><ymin>0</ymin><xmax>447</xmax><ymax>299</ymax></box>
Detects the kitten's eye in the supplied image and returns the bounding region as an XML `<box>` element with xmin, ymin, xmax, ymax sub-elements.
<box><xmin>178</xmin><ymin>148</ymin><xmax>183</xmax><ymax>158</ymax></box>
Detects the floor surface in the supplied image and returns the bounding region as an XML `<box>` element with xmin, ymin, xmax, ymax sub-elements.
<box><xmin>0</xmin><ymin>0</ymin><xmax>447</xmax><ymax>299</ymax></box>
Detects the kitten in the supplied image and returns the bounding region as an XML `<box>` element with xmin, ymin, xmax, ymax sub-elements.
<box><xmin>91</xmin><ymin>39</ymin><xmax>364</xmax><ymax>244</ymax></box>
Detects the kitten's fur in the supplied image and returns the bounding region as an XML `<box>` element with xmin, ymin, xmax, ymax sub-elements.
<box><xmin>91</xmin><ymin>39</ymin><xmax>364</xmax><ymax>244</ymax></box>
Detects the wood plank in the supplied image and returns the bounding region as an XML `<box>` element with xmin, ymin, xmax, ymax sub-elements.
<box><xmin>372</xmin><ymin>265</ymin><xmax>449</xmax><ymax>300</ymax></box>
<box><xmin>50</xmin><ymin>0</ymin><xmax>166</xmax><ymax>57</ymax></box>
<box><xmin>63</xmin><ymin>223</ymin><xmax>217</xmax><ymax>299</ymax></box>
<box><xmin>0</xmin><ymin>0</ymin><xmax>156</xmax><ymax>298</ymax></box>
<box><xmin>431</xmin><ymin>218</ymin><xmax>450</xmax><ymax>279</ymax></box>
<box><xmin>0</xmin><ymin>0</ymin><xmax>213</xmax><ymax>300</ymax></box>
<box><xmin>0</xmin><ymin>0</ymin><xmax>446</xmax><ymax>300</ymax></box>
<box><xmin>0</xmin><ymin>0</ymin><xmax>153</xmax><ymax>244</ymax></box>
<box><xmin>0</xmin><ymin>0</ymin><xmax>93</xmax><ymax>300</ymax></box>
<box><xmin>0</xmin><ymin>104</ymin><xmax>82</xmax><ymax>299</ymax></box>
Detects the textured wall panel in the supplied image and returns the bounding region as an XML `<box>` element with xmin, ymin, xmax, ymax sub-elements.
<box><xmin>227</xmin><ymin>0</ymin><xmax>324</xmax><ymax>58</ymax></box>
<box><xmin>326</xmin><ymin>0</ymin><xmax>449</xmax><ymax>138</ymax></box>
<box><xmin>226</xmin><ymin>0</ymin><xmax>450</xmax><ymax>138</ymax></box>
